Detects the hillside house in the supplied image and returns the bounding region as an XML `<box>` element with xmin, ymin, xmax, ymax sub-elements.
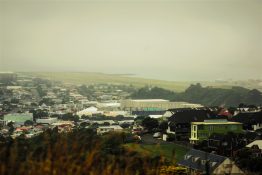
<box><xmin>96</xmin><ymin>125</ymin><xmax>123</xmax><ymax>135</ymax></box>
<box><xmin>231</xmin><ymin>111</ymin><xmax>262</xmax><ymax>131</ymax></box>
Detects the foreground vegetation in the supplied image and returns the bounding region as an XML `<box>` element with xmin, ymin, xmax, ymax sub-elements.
<box><xmin>0</xmin><ymin>128</ymin><xmax>188</xmax><ymax>175</ymax></box>
<box><xmin>125</xmin><ymin>143</ymin><xmax>189</xmax><ymax>163</ymax></box>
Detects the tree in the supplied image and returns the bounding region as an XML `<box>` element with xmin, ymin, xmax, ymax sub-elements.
<box><xmin>103</xmin><ymin>122</ymin><xmax>110</xmax><ymax>126</ymax></box>
<box><xmin>80</xmin><ymin>122</ymin><xmax>90</xmax><ymax>128</ymax></box>
<box><xmin>61</xmin><ymin>113</ymin><xmax>79</xmax><ymax>122</ymax></box>
<box><xmin>32</xmin><ymin>109</ymin><xmax>48</xmax><ymax>121</ymax></box>
<box><xmin>81</xmin><ymin>115</ymin><xmax>90</xmax><ymax>120</ymax></box>
<box><xmin>134</xmin><ymin>115</ymin><xmax>146</xmax><ymax>125</ymax></box>
<box><xmin>7</xmin><ymin>121</ymin><xmax>15</xmax><ymax>134</ymax></box>
<box><xmin>24</xmin><ymin>120</ymin><xmax>34</xmax><ymax>126</ymax></box>
<box><xmin>159</xmin><ymin>121</ymin><xmax>168</xmax><ymax>132</ymax></box>
<box><xmin>115</xmin><ymin>115</ymin><xmax>124</xmax><ymax>120</ymax></box>
<box><xmin>120</xmin><ymin>123</ymin><xmax>131</xmax><ymax>129</ymax></box>
<box><xmin>141</xmin><ymin>117</ymin><xmax>159</xmax><ymax>132</ymax></box>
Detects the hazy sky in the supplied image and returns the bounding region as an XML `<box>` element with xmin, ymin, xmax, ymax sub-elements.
<box><xmin>0</xmin><ymin>0</ymin><xmax>261</xmax><ymax>81</ymax></box>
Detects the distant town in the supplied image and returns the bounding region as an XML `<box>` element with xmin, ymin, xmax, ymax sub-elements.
<box><xmin>0</xmin><ymin>72</ymin><xmax>262</xmax><ymax>175</ymax></box>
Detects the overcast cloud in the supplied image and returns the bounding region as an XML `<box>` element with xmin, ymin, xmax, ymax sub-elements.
<box><xmin>0</xmin><ymin>0</ymin><xmax>261</xmax><ymax>81</ymax></box>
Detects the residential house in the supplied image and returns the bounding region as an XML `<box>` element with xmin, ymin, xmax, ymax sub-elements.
<box><xmin>167</xmin><ymin>109</ymin><xmax>225</xmax><ymax>141</ymax></box>
<box><xmin>246</xmin><ymin>140</ymin><xmax>262</xmax><ymax>157</ymax></box>
<box><xmin>103</xmin><ymin>111</ymin><xmax>127</xmax><ymax>117</ymax></box>
<box><xmin>77</xmin><ymin>106</ymin><xmax>103</xmax><ymax>117</ymax></box>
<box><xmin>0</xmin><ymin>120</ymin><xmax>7</xmax><ymax>127</ymax></box>
<box><xmin>36</xmin><ymin>118</ymin><xmax>58</xmax><ymax>124</ymax></box>
<box><xmin>51</xmin><ymin>121</ymin><xmax>74</xmax><ymax>133</ymax></box>
<box><xmin>96</xmin><ymin>125</ymin><xmax>123</xmax><ymax>135</ymax></box>
<box><xmin>178</xmin><ymin>149</ymin><xmax>244</xmax><ymax>175</ymax></box>
<box><xmin>231</xmin><ymin>111</ymin><xmax>262</xmax><ymax>131</ymax></box>
<box><xmin>204</xmin><ymin>133</ymin><xmax>250</xmax><ymax>157</ymax></box>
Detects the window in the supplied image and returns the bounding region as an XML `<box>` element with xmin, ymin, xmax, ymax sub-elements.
<box><xmin>209</xmin><ymin>125</ymin><xmax>214</xmax><ymax>131</ymax></box>
<box><xmin>184</xmin><ymin>155</ymin><xmax>192</xmax><ymax>160</ymax></box>
<box><xmin>201</xmin><ymin>160</ymin><xmax>207</xmax><ymax>165</ymax></box>
<box><xmin>198</xmin><ymin>125</ymin><xmax>204</xmax><ymax>130</ymax></box>
<box><xmin>199</xmin><ymin>133</ymin><xmax>207</xmax><ymax>137</ymax></box>
<box><xmin>210</xmin><ymin>162</ymin><xmax>217</xmax><ymax>167</ymax></box>
<box><xmin>193</xmin><ymin>157</ymin><xmax>200</xmax><ymax>162</ymax></box>
<box><xmin>230</xmin><ymin>125</ymin><xmax>237</xmax><ymax>130</ymax></box>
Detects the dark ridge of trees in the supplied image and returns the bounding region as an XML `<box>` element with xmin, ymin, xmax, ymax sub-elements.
<box><xmin>131</xmin><ymin>86</ymin><xmax>176</xmax><ymax>100</ymax></box>
<box><xmin>131</xmin><ymin>84</ymin><xmax>262</xmax><ymax>107</ymax></box>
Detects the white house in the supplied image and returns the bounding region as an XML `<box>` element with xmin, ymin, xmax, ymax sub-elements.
<box><xmin>36</xmin><ymin>118</ymin><xmax>58</xmax><ymax>124</ymax></box>
<box><xmin>104</xmin><ymin>111</ymin><xmax>127</xmax><ymax>117</ymax></box>
<box><xmin>246</xmin><ymin>140</ymin><xmax>262</xmax><ymax>150</ymax></box>
<box><xmin>77</xmin><ymin>106</ymin><xmax>103</xmax><ymax>117</ymax></box>
<box><xmin>96</xmin><ymin>125</ymin><xmax>123</xmax><ymax>135</ymax></box>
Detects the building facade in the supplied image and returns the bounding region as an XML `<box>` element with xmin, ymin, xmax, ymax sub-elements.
<box><xmin>190</xmin><ymin>120</ymin><xmax>242</xmax><ymax>144</ymax></box>
<box><xmin>120</xmin><ymin>99</ymin><xmax>203</xmax><ymax>111</ymax></box>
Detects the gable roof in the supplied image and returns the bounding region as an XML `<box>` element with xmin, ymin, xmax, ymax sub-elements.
<box><xmin>132</xmin><ymin>110</ymin><xmax>165</xmax><ymax>116</ymax></box>
<box><xmin>178</xmin><ymin>149</ymin><xmax>227</xmax><ymax>174</ymax></box>
<box><xmin>246</xmin><ymin>140</ymin><xmax>262</xmax><ymax>150</ymax></box>
<box><xmin>168</xmin><ymin>109</ymin><xmax>224</xmax><ymax>123</ymax></box>
<box><xmin>231</xmin><ymin>111</ymin><xmax>262</xmax><ymax>124</ymax></box>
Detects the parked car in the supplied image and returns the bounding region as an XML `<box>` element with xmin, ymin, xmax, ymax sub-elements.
<box><xmin>153</xmin><ymin>132</ymin><xmax>161</xmax><ymax>138</ymax></box>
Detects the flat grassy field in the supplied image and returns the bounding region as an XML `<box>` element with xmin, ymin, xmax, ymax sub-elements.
<box><xmin>124</xmin><ymin>143</ymin><xmax>189</xmax><ymax>163</ymax></box>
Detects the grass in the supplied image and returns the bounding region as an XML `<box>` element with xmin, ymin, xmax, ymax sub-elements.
<box><xmin>124</xmin><ymin>143</ymin><xmax>189</xmax><ymax>163</ymax></box>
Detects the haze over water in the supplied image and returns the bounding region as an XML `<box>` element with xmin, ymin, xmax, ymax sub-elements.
<box><xmin>0</xmin><ymin>0</ymin><xmax>261</xmax><ymax>81</ymax></box>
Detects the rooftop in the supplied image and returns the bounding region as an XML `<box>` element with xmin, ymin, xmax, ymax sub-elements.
<box><xmin>131</xmin><ymin>99</ymin><xmax>169</xmax><ymax>102</ymax></box>
<box><xmin>192</xmin><ymin>120</ymin><xmax>242</xmax><ymax>125</ymax></box>
<box><xmin>98</xmin><ymin>125</ymin><xmax>123</xmax><ymax>129</ymax></box>
<box><xmin>178</xmin><ymin>149</ymin><xmax>227</xmax><ymax>173</ymax></box>
<box><xmin>246</xmin><ymin>140</ymin><xmax>262</xmax><ymax>150</ymax></box>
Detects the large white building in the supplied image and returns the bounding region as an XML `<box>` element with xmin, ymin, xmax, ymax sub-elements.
<box><xmin>120</xmin><ymin>99</ymin><xmax>203</xmax><ymax>111</ymax></box>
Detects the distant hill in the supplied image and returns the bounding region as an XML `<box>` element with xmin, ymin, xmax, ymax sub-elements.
<box><xmin>131</xmin><ymin>84</ymin><xmax>262</xmax><ymax>107</ymax></box>
<box><xmin>22</xmin><ymin>72</ymin><xmax>190</xmax><ymax>92</ymax></box>
<box><xmin>21</xmin><ymin>72</ymin><xmax>262</xmax><ymax>93</ymax></box>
